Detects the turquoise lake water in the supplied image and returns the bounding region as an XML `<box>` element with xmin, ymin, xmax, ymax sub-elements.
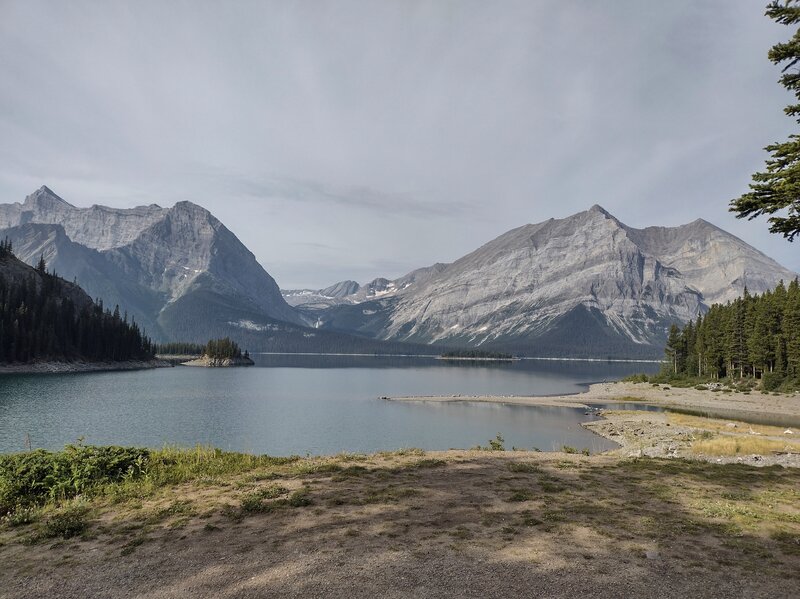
<box><xmin>0</xmin><ymin>355</ymin><xmax>659</xmax><ymax>455</ymax></box>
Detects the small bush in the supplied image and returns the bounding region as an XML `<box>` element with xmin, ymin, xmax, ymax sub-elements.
<box><xmin>761</xmin><ymin>373</ymin><xmax>785</xmax><ymax>392</ymax></box>
<box><xmin>241</xmin><ymin>486</ymin><xmax>289</xmax><ymax>513</ymax></box>
<box><xmin>411</xmin><ymin>459</ymin><xmax>446</xmax><ymax>469</ymax></box>
<box><xmin>507</xmin><ymin>489</ymin><xmax>534</xmax><ymax>502</ymax></box>
<box><xmin>507</xmin><ymin>462</ymin><xmax>542</xmax><ymax>474</ymax></box>
<box><xmin>3</xmin><ymin>506</ymin><xmax>40</xmax><ymax>527</ymax></box>
<box><xmin>489</xmin><ymin>434</ymin><xmax>505</xmax><ymax>451</ymax></box>
<box><xmin>43</xmin><ymin>505</ymin><xmax>89</xmax><ymax>539</ymax></box>
<box><xmin>287</xmin><ymin>488</ymin><xmax>313</xmax><ymax>507</ymax></box>
<box><xmin>561</xmin><ymin>445</ymin><xmax>577</xmax><ymax>454</ymax></box>
<box><xmin>622</xmin><ymin>373</ymin><xmax>649</xmax><ymax>383</ymax></box>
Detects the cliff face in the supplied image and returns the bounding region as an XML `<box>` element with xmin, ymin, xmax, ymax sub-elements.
<box><xmin>305</xmin><ymin>206</ymin><xmax>797</xmax><ymax>357</ymax></box>
<box><xmin>0</xmin><ymin>187</ymin><xmax>301</xmax><ymax>341</ymax></box>
<box><xmin>0</xmin><ymin>186</ymin><xmax>167</xmax><ymax>250</ymax></box>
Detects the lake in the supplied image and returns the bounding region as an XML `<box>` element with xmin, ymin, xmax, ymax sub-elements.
<box><xmin>0</xmin><ymin>355</ymin><xmax>659</xmax><ymax>455</ymax></box>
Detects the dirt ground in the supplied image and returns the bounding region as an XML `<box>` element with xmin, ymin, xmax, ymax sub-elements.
<box><xmin>2</xmin><ymin>448</ymin><xmax>799</xmax><ymax>599</ymax></box>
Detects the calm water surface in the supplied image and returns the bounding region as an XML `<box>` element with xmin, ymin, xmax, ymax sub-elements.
<box><xmin>0</xmin><ymin>355</ymin><xmax>658</xmax><ymax>455</ymax></box>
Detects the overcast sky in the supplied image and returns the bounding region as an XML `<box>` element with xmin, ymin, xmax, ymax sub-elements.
<box><xmin>0</xmin><ymin>0</ymin><xmax>797</xmax><ymax>288</ymax></box>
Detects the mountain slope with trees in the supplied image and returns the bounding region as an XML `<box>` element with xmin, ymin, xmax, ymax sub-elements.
<box><xmin>0</xmin><ymin>240</ymin><xmax>154</xmax><ymax>364</ymax></box>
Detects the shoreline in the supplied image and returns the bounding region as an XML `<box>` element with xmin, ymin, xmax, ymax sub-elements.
<box><xmin>252</xmin><ymin>352</ymin><xmax>661</xmax><ymax>363</ymax></box>
<box><xmin>387</xmin><ymin>381</ymin><xmax>800</xmax><ymax>468</ymax></box>
<box><xmin>181</xmin><ymin>355</ymin><xmax>255</xmax><ymax>367</ymax></box>
<box><xmin>0</xmin><ymin>359</ymin><xmax>171</xmax><ymax>375</ymax></box>
<box><xmin>385</xmin><ymin>381</ymin><xmax>800</xmax><ymax>424</ymax></box>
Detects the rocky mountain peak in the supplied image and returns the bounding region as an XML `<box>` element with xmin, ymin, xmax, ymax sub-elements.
<box><xmin>0</xmin><ymin>187</ymin><xmax>304</xmax><ymax>340</ymax></box>
<box><xmin>587</xmin><ymin>204</ymin><xmax>612</xmax><ymax>217</ymax></box>
<box><xmin>25</xmin><ymin>186</ymin><xmax>74</xmax><ymax>209</ymax></box>
<box><xmin>172</xmin><ymin>200</ymin><xmax>215</xmax><ymax>218</ymax></box>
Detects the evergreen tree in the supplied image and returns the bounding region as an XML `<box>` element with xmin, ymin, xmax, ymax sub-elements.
<box><xmin>35</xmin><ymin>254</ymin><xmax>46</xmax><ymax>275</ymax></box>
<box><xmin>785</xmin><ymin>279</ymin><xmax>800</xmax><ymax>378</ymax></box>
<box><xmin>0</xmin><ymin>248</ymin><xmax>153</xmax><ymax>363</ymax></box>
<box><xmin>662</xmin><ymin>279</ymin><xmax>800</xmax><ymax>385</ymax></box>
<box><xmin>665</xmin><ymin>324</ymin><xmax>684</xmax><ymax>375</ymax></box>
<box><xmin>730</xmin><ymin>1</ymin><xmax>800</xmax><ymax>240</ymax></box>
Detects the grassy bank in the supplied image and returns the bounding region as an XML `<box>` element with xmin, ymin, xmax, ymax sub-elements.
<box><xmin>1</xmin><ymin>443</ymin><xmax>799</xmax><ymax>597</ymax></box>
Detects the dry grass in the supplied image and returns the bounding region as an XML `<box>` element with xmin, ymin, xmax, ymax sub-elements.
<box><xmin>668</xmin><ymin>413</ymin><xmax>795</xmax><ymax>437</ymax></box>
<box><xmin>691</xmin><ymin>436</ymin><xmax>800</xmax><ymax>456</ymax></box>
<box><xmin>663</xmin><ymin>412</ymin><xmax>800</xmax><ymax>456</ymax></box>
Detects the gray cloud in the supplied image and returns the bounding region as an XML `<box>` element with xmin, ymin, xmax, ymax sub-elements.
<box><xmin>0</xmin><ymin>0</ymin><xmax>797</xmax><ymax>288</ymax></box>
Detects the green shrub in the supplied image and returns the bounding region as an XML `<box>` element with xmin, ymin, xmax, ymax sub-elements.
<box><xmin>622</xmin><ymin>373</ymin><xmax>649</xmax><ymax>383</ymax></box>
<box><xmin>507</xmin><ymin>462</ymin><xmax>542</xmax><ymax>474</ymax></box>
<box><xmin>0</xmin><ymin>445</ymin><xmax>149</xmax><ymax>515</ymax></box>
<box><xmin>507</xmin><ymin>489</ymin><xmax>534</xmax><ymax>502</ymax></box>
<box><xmin>761</xmin><ymin>373</ymin><xmax>785</xmax><ymax>392</ymax></box>
<box><xmin>241</xmin><ymin>486</ymin><xmax>290</xmax><ymax>513</ymax></box>
<box><xmin>2</xmin><ymin>506</ymin><xmax>39</xmax><ymax>527</ymax></box>
<box><xmin>287</xmin><ymin>488</ymin><xmax>312</xmax><ymax>507</ymax></box>
<box><xmin>43</xmin><ymin>505</ymin><xmax>89</xmax><ymax>539</ymax></box>
<box><xmin>488</xmin><ymin>434</ymin><xmax>505</xmax><ymax>451</ymax></box>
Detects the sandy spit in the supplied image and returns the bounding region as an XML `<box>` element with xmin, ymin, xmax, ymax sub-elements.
<box><xmin>387</xmin><ymin>381</ymin><xmax>800</xmax><ymax>423</ymax></box>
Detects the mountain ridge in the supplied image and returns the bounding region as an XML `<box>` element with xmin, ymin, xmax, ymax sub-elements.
<box><xmin>4</xmin><ymin>189</ymin><xmax>795</xmax><ymax>358</ymax></box>
<box><xmin>291</xmin><ymin>205</ymin><xmax>797</xmax><ymax>358</ymax></box>
<box><xmin>0</xmin><ymin>186</ymin><xmax>301</xmax><ymax>342</ymax></box>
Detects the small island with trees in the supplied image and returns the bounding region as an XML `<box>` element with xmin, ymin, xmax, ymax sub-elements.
<box><xmin>180</xmin><ymin>337</ymin><xmax>254</xmax><ymax>368</ymax></box>
<box><xmin>437</xmin><ymin>349</ymin><xmax>518</xmax><ymax>362</ymax></box>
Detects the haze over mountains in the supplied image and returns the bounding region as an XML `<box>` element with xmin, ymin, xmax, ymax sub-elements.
<box><xmin>0</xmin><ymin>187</ymin><xmax>795</xmax><ymax>358</ymax></box>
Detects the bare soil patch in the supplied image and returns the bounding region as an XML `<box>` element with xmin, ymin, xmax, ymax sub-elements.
<box><xmin>2</xmin><ymin>450</ymin><xmax>799</xmax><ymax>598</ymax></box>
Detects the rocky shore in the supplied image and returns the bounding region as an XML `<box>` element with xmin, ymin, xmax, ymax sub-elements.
<box><xmin>388</xmin><ymin>382</ymin><xmax>800</xmax><ymax>468</ymax></box>
<box><xmin>0</xmin><ymin>359</ymin><xmax>171</xmax><ymax>375</ymax></box>
<box><xmin>181</xmin><ymin>355</ymin><xmax>255</xmax><ymax>368</ymax></box>
<box><xmin>387</xmin><ymin>381</ymin><xmax>800</xmax><ymax>423</ymax></box>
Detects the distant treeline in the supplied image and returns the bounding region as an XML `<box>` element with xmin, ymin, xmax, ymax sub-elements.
<box><xmin>440</xmin><ymin>350</ymin><xmax>514</xmax><ymax>359</ymax></box>
<box><xmin>153</xmin><ymin>342</ymin><xmax>205</xmax><ymax>356</ymax></box>
<box><xmin>666</xmin><ymin>279</ymin><xmax>800</xmax><ymax>383</ymax></box>
<box><xmin>0</xmin><ymin>243</ymin><xmax>154</xmax><ymax>363</ymax></box>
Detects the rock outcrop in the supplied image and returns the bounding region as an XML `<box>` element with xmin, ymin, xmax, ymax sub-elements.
<box><xmin>181</xmin><ymin>355</ymin><xmax>255</xmax><ymax>367</ymax></box>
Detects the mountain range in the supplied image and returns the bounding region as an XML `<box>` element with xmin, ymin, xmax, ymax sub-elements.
<box><xmin>284</xmin><ymin>205</ymin><xmax>797</xmax><ymax>358</ymax></box>
<box><xmin>1</xmin><ymin>187</ymin><xmax>795</xmax><ymax>358</ymax></box>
